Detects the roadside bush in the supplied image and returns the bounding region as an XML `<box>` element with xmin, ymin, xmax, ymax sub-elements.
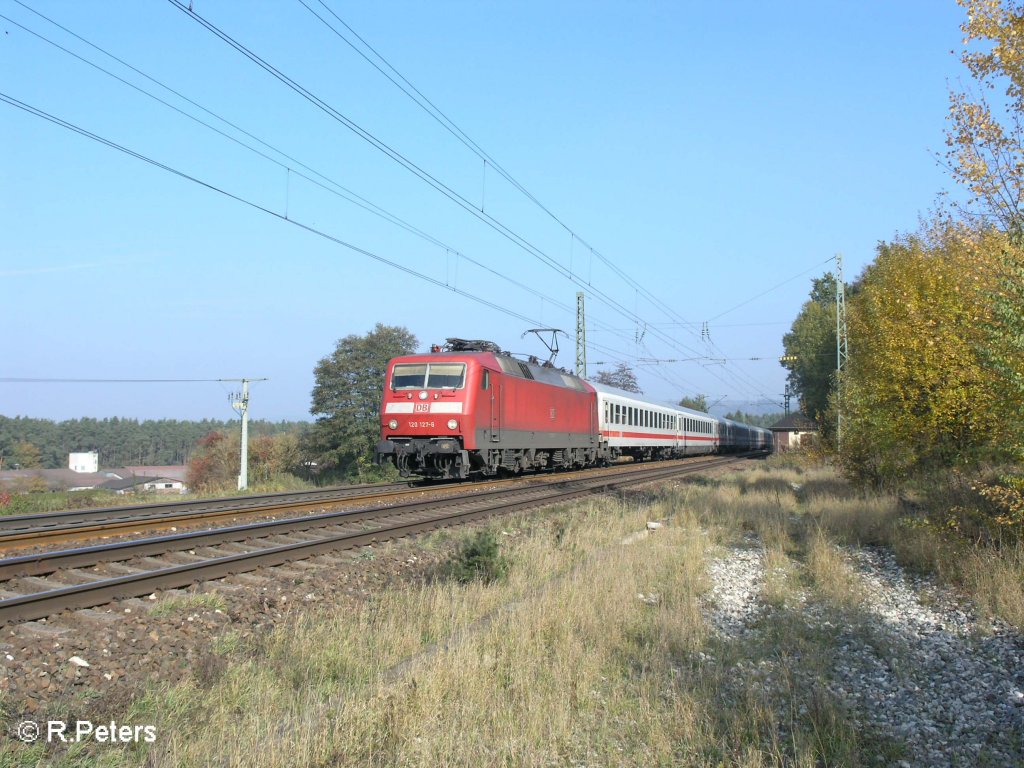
<box><xmin>921</xmin><ymin>468</ymin><xmax>1024</xmax><ymax>547</ymax></box>
<box><xmin>442</xmin><ymin>529</ymin><xmax>511</xmax><ymax>584</ymax></box>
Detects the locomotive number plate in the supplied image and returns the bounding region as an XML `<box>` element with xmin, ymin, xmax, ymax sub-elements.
<box><xmin>409</xmin><ymin>421</ymin><xmax>435</xmax><ymax>428</ymax></box>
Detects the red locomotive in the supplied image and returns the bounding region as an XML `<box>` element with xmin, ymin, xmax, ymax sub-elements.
<box><xmin>375</xmin><ymin>338</ymin><xmax>772</xmax><ymax>480</ymax></box>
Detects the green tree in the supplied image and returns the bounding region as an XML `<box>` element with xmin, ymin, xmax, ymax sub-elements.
<box><xmin>9</xmin><ymin>441</ymin><xmax>42</xmax><ymax>469</ymax></box>
<box><xmin>307</xmin><ymin>324</ymin><xmax>417</xmax><ymax>481</ymax></box>
<box><xmin>678</xmin><ymin>394</ymin><xmax>709</xmax><ymax>412</ymax></box>
<box><xmin>593</xmin><ymin>362</ymin><xmax>641</xmax><ymax>393</ymax></box>
<box><xmin>781</xmin><ymin>274</ymin><xmax>841</xmax><ymax>423</ymax></box>
<box><xmin>836</xmin><ymin>221</ymin><xmax>1010</xmax><ymax>484</ymax></box>
<box><xmin>985</xmin><ymin>233</ymin><xmax>1024</xmax><ymax>450</ymax></box>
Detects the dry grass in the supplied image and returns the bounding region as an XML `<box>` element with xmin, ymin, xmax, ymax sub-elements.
<box><xmin>23</xmin><ymin>459</ymin><xmax>1015</xmax><ymax>766</ymax></box>
<box><xmin>27</xmin><ymin>478</ymin><xmax>846</xmax><ymax>766</ymax></box>
<box><xmin>120</xmin><ymin>499</ymin><xmax>721</xmax><ymax>766</ymax></box>
<box><xmin>804</xmin><ymin>526</ymin><xmax>866</xmax><ymax>610</ymax></box>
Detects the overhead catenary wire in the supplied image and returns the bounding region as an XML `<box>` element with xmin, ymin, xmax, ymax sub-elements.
<box><xmin>165</xmin><ymin>0</ymin><xmax>718</xmax><ymax>367</ymax></box>
<box><xmin>0</xmin><ymin>92</ymin><xmax>544</xmax><ymax>328</ymax></box>
<box><xmin>0</xmin><ymin>378</ymin><xmax>224</xmax><ymax>383</ymax></box>
<box><xmin>9</xmin><ymin>3</ymin><xmax>786</xmax><ymax>404</ymax></box>
<box><xmin>3</xmin><ymin>7</ymin><xmax>678</xmax><ymax>390</ymax></box>
<box><xmin>298</xmin><ymin>0</ymin><xmax>708</xmax><ymax>343</ymax></box>
<box><xmin>1</xmin><ymin>6</ymin><xmax>576</xmax><ymax>322</ymax></box>
<box><xmin>295</xmin><ymin>0</ymin><xmax>826</xmax><ymax>403</ymax></box>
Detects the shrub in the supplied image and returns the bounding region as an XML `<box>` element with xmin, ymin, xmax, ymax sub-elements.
<box><xmin>442</xmin><ymin>529</ymin><xmax>511</xmax><ymax>584</ymax></box>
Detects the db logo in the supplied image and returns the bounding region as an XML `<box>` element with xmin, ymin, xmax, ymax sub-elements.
<box><xmin>414</xmin><ymin>403</ymin><xmax>429</xmax><ymax>413</ymax></box>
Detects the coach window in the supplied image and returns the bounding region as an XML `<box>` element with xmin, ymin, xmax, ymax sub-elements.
<box><xmin>481</xmin><ymin>370</ymin><xmax>489</xmax><ymax>390</ymax></box>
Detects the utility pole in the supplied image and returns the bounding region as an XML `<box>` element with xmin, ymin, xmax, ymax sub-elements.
<box><xmin>575</xmin><ymin>291</ymin><xmax>587</xmax><ymax>378</ymax></box>
<box><xmin>835</xmin><ymin>254</ymin><xmax>849</xmax><ymax>449</ymax></box>
<box><xmin>222</xmin><ymin>377</ymin><xmax>268</xmax><ymax>491</ymax></box>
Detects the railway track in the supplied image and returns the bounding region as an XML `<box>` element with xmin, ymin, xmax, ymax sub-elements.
<box><xmin>0</xmin><ymin>456</ymin><xmax>730</xmax><ymax>551</ymax></box>
<box><xmin>0</xmin><ymin>481</ymin><xmax>418</xmax><ymax>549</ymax></box>
<box><xmin>0</xmin><ymin>455</ymin><xmax>754</xmax><ymax>624</ymax></box>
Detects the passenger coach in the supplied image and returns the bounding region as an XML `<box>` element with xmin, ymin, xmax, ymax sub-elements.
<box><xmin>591</xmin><ymin>382</ymin><xmax>718</xmax><ymax>461</ymax></box>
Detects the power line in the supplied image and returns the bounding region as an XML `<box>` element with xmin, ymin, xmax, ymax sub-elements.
<box><xmin>165</xmin><ymin>0</ymin><xmax>715</xmax><ymax>368</ymax></box>
<box><xmin>708</xmin><ymin>257</ymin><xmax>836</xmax><ymax>321</ymax></box>
<box><xmin>0</xmin><ymin>378</ymin><xmax>223</xmax><ymax>383</ymax></box>
<box><xmin>0</xmin><ymin>92</ymin><xmax>544</xmax><ymax>328</ymax></box>
<box><xmin>0</xmin><ymin>9</ymin><xmax>655</xmax><ymax>385</ymax></box>
<box><xmin>301</xmin><ymin>0</ymin><xmax>708</xmax><ymax>344</ymax></box>
<box><xmin>8</xmin><ymin>4</ymin><xmax>780</xmax><ymax>402</ymax></box>
<box><xmin>3</xmin><ymin>6</ymin><xmax>578</xmax><ymax>322</ymax></box>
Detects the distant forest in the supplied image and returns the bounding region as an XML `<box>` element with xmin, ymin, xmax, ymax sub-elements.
<box><xmin>0</xmin><ymin>416</ymin><xmax>308</xmax><ymax>469</ymax></box>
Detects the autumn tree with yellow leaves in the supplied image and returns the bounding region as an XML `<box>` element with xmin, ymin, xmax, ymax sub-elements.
<box><xmin>945</xmin><ymin>0</ymin><xmax>1024</xmax><ymax>456</ymax></box>
<box><xmin>836</xmin><ymin>222</ymin><xmax>1013</xmax><ymax>485</ymax></box>
<box><xmin>946</xmin><ymin>0</ymin><xmax>1024</xmax><ymax>229</ymax></box>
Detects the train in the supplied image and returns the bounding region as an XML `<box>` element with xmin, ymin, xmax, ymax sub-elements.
<box><xmin>374</xmin><ymin>338</ymin><xmax>772</xmax><ymax>480</ymax></box>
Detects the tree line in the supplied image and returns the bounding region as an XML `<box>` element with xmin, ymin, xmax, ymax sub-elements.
<box><xmin>781</xmin><ymin>0</ymin><xmax>1024</xmax><ymax>493</ymax></box>
<box><xmin>0</xmin><ymin>416</ymin><xmax>306</xmax><ymax>470</ymax></box>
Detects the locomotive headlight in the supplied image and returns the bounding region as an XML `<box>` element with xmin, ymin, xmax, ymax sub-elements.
<box><xmin>447</xmin><ymin>419</ymin><xmax>458</xmax><ymax>430</ymax></box>
<box><xmin>388</xmin><ymin>419</ymin><xmax>399</xmax><ymax>430</ymax></box>
<box><xmin>418</xmin><ymin>391</ymin><xmax>428</xmax><ymax>400</ymax></box>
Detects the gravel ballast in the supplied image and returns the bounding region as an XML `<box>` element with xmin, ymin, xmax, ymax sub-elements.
<box><xmin>703</xmin><ymin>539</ymin><xmax>1024</xmax><ymax>767</ymax></box>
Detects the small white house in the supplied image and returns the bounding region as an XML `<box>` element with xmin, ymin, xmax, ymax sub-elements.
<box><xmin>69</xmin><ymin>451</ymin><xmax>99</xmax><ymax>474</ymax></box>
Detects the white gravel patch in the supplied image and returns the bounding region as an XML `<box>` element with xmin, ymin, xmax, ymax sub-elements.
<box><xmin>703</xmin><ymin>538</ymin><xmax>765</xmax><ymax>638</ymax></box>
<box><xmin>699</xmin><ymin>537</ymin><xmax>1024</xmax><ymax>766</ymax></box>
<box><xmin>825</xmin><ymin>547</ymin><xmax>1024</xmax><ymax>767</ymax></box>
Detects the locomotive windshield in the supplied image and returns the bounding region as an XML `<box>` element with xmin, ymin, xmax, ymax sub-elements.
<box><xmin>426</xmin><ymin>363</ymin><xmax>465</xmax><ymax>389</ymax></box>
<box><xmin>391</xmin><ymin>363</ymin><xmax>465</xmax><ymax>390</ymax></box>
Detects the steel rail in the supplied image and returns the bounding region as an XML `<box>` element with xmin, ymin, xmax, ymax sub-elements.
<box><xmin>0</xmin><ymin>482</ymin><xmax>433</xmax><ymax>549</ymax></box>
<box><xmin>0</xmin><ymin>481</ymin><xmax>416</xmax><ymax>532</ymax></box>
<box><xmin>0</xmin><ymin>456</ymin><xmax>726</xmax><ymax>550</ymax></box>
<box><xmin>0</xmin><ymin>456</ymin><xmax>733</xmax><ymax>580</ymax></box>
<box><xmin>0</xmin><ymin>456</ymin><xmax>753</xmax><ymax>624</ymax></box>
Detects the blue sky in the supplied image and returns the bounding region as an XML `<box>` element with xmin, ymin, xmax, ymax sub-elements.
<box><xmin>1</xmin><ymin>1</ymin><xmax>968</xmax><ymax>422</ymax></box>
